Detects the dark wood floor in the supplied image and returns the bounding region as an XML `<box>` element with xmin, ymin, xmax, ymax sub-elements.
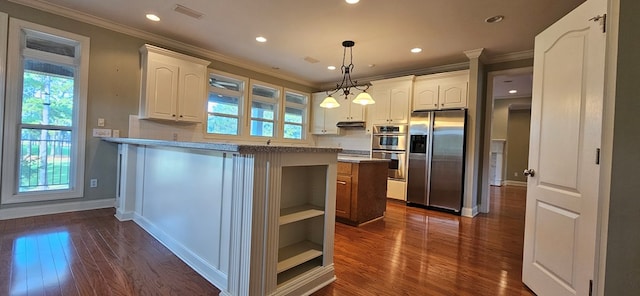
<box><xmin>0</xmin><ymin>186</ymin><xmax>532</xmax><ymax>296</ymax></box>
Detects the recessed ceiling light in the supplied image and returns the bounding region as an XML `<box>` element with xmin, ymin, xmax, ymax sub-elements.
<box><xmin>411</xmin><ymin>47</ymin><xmax>422</xmax><ymax>53</ymax></box>
<box><xmin>256</xmin><ymin>36</ymin><xmax>267</xmax><ymax>43</ymax></box>
<box><xmin>509</xmin><ymin>89</ymin><xmax>518</xmax><ymax>94</ymax></box>
<box><xmin>346</xmin><ymin>0</ymin><xmax>360</xmax><ymax>4</ymax></box>
<box><xmin>328</xmin><ymin>66</ymin><xmax>336</xmax><ymax>70</ymax></box>
<box><xmin>485</xmin><ymin>15</ymin><xmax>504</xmax><ymax>23</ymax></box>
<box><xmin>146</xmin><ymin>14</ymin><xmax>160</xmax><ymax>22</ymax></box>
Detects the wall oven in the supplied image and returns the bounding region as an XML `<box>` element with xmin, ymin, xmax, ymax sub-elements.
<box><xmin>372</xmin><ymin>125</ymin><xmax>407</xmax><ymax>151</ymax></box>
<box><xmin>371</xmin><ymin>124</ymin><xmax>408</xmax><ymax>181</ymax></box>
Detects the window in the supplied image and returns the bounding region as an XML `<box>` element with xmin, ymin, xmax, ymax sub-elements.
<box><xmin>206</xmin><ymin>71</ymin><xmax>246</xmax><ymax>136</ymax></box>
<box><xmin>249</xmin><ymin>81</ymin><xmax>280</xmax><ymax>138</ymax></box>
<box><xmin>283</xmin><ymin>90</ymin><xmax>308</xmax><ymax>140</ymax></box>
<box><xmin>2</xmin><ymin>19</ymin><xmax>89</xmax><ymax>204</ymax></box>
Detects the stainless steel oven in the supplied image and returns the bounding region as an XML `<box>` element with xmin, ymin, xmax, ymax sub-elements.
<box><xmin>372</xmin><ymin>124</ymin><xmax>408</xmax><ymax>180</ymax></box>
<box><xmin>372</xmin><ymin>125</ymin><xmax>407</xmax><ymax>151</ymax></box>
<box><xmin>371</xmin><ymin>150</ymin><xmax>407</xmax><ymax>180</ymax></box>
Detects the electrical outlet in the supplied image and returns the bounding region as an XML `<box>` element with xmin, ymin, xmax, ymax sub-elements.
<box><xmin>97</xmin><ymin>118</ymin><xmax>105</xmax><ymax>127</ymax></box>
<box><xmin>514</xmin><ymin>172</ymin><xmax>518</xmax><ymax>177</ymax></box>
<box><xmin>90</xmin><ymin>179</ymin><xmax>98</xmax><ymax>188</ymax></box>
<box><xmin>112</xmin><ymin>129</ymin><xmax>120</xmax><ymax>137</ymax></box>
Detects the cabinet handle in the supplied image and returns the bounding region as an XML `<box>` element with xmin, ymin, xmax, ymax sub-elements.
<box><xmin>172</xmin><ymin>114</ymin><xmax>176</xmax><ymax>117</ymax></box>
<box><xmin>337</xmin><ymin>181</ymin><xmax>347</xmax><ymax>185</ymax></box>
<box><xmin>179</xmin><ymin>115</ymin><xmax>183</xmax><ymax>118</ymax></box>
<box><xmin>434</xmin><ymin>104</ymin><xmax>437</xmax><ymax>107</ymax></box>
<box><xmin>441</xmin><ymin>103</ymin><xmax>444</xmax><ymax>106</ymax></box>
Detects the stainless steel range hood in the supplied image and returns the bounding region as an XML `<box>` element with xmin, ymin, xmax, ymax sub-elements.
<box><xmin>336</xmin><ymin>121</ymin><xmax>365</xmax><ymax>128</ymax></box>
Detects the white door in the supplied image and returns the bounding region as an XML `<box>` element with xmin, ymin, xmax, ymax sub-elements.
<box><xmin>522</xmin><ymin>0</ymin><xmax>606</xmax><ymax>295</ymax></box>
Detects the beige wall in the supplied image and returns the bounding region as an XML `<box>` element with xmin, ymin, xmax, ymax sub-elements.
<box><xmin>0</xmin><ymin>0</ymin><xmax>316</xmax><ymax>209</ymax></box>
<box><xmin>505</xmin><ymin>109</ymin><xmax>530</xmax><ymax>182</ymax></box>
<box><xmin>605</xmin><ymin>0</ymin><xmax>640</xmax><ymax>293</ymax></box>
<box><xmin>491</xmin><ymin>97</ymin><xmax>531</xmax><ymax>140</ymax></box>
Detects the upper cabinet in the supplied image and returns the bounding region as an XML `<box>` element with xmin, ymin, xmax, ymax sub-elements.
<box><xmin>413</xmin><ymin>70</ymin><xmax>469</xmax><ymax>111</ymax></box>
<box><xmin>311</xmin><ymin>92</ymin><xmax>340</xmax><ymax>135</ymax></box>
<box><xmin>369</xmin><ymin>76</ymin><xmax>414</xmax><ymax>125</ymax></box>
<box><xmin>311</xmin><ymin>90</ymin><xmax>365</xmax><ymax>135</ymax></box>
<box><xmin>139</xmin><ymin>44</ymin><xmax>211</xmax><ymax>123</ymax></box>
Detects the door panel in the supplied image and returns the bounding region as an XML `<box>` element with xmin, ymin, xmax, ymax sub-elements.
<box><xmin>335</xmin><ymin>175</ymin><xmax>352</xmax><ymax>219</ymax></box>
<box><xmin>522</xmin><ymin>0</ymin><xmax>606</xmax><ymax>295</ymax></box>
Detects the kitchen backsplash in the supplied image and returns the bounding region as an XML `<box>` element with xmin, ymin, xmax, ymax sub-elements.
<box><xmin>313</xmin><ymin>129</ymin><xmax>371</xmax><ymax>151</ymax></box>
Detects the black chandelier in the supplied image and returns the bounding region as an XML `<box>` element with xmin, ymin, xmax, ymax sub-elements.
<box><xmin>320</xmin><ymin>40</ymin><xmax>375</xmax><ymax>108</ymax></box>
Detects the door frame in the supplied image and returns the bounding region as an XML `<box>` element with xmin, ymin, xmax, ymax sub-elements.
<box><xmin>479</xmin><ymin>66</ymin><xmax>533</xmax><ymax>213</ymax></box>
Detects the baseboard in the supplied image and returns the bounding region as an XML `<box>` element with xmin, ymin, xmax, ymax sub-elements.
<box><xmin>461</xmin><ymin>206</ymin><xmax>478</xmax><ymax>218</ymax></box>
<box><xmin>0</xmin><ymin>198</ymin><xmax>115</xmax><ymax>220</ymax></box>
<box><xmin>504</xmin><ymin>180</ymin><xmax>528</xmax><ymax>187</ymax></box>
<box><xmin>114</xmin><ymin>210</ymin><xmax>135</xmax><ymax>221</ymax></box>
<box><xmin>133</xmin><ymin>213</ymin><xmax>228</xmax><ymax>292</ymax></box>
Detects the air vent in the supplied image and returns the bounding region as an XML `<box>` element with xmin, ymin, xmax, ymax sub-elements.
<box><xmin>304</xmin><ymin>56</ymin><xmax>319</xmax><ymax>64</ymax></box>
<box><xmin>174</xmin><ymin>4</ymin><xmax>204</xmax><ymax>19</ymax></box>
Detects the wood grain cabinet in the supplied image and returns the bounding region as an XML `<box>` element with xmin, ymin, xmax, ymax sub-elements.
<box><xmin>336</xmin><ymin>160</ymin><xmax>388</xmax><ymax>226</ymax></box>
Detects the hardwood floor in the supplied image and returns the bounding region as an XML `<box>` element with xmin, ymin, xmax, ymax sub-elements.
<box><xmin>0</xmin><ymin>186</ymin><xmax>532</xmax><ymax>296</ymax></box>
<box><xmin>314</xmin><ymin>185</ymin><xmax>534</xmax><ymax>296</ymax></box>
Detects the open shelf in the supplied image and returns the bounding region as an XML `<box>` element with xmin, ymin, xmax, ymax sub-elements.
<box><xmin>279</xmin><ymin>205</ymin><xmax>325</xmax><ymax>225</ymax></box>
<box><xmin>277</xmin><ymin>241</ymin><xmax>323</xmax><ymax>274</ymax></box>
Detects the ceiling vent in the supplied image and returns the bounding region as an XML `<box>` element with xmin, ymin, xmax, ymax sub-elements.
<box><xmin>174</xmin><ymin>4</ymin><xmax>204</xmax><ymax>19</ymax></box>
<box><xmin>304</xmin><ymin>56</ymin><xmax>320</xmax><ymax>64</ymax></box>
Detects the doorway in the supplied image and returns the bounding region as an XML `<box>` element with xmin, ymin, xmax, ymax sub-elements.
<box><xmin>480</xmin><ymin>67</ymin><xmax>533</xmax><ymax>213</ymax></box>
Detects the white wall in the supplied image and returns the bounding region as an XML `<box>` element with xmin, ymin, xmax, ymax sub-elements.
<box><xmin>491</xmin><ymin>97</ymin><xmax>532</xmax><ymax>140</ymax></box>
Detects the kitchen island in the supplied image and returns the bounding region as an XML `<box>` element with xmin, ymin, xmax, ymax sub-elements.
<box><xmin>104</xmin><ymin>138</ymin><xmax>340</xmax><ymax>296</ymax></box>
<box><xmin>336</xmin><ymin>155</ymin><xmax>390</xmax><ymax>226</ymax></box>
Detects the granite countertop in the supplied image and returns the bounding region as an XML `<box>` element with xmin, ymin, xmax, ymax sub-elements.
<box><xmin>337</xmin><ymin>150</ymin><xmax>390</xmax><ymax>163</ymax></box>
<box><xmin>102</xmin><ymin>137</ymin><xmax>342</xmax><ymax>154</ymax></box>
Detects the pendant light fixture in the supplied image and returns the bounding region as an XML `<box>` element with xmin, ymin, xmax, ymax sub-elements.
<box><xmin>320</xmin><ymin>40</ymin><xmax>375</xmax><ymax>108</ymax></box>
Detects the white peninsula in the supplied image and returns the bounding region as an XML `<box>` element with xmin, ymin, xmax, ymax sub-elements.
<box><xmin>103</xmin><ymin>138</ymin><xmax>340</xmax><ymax>296</ymax></box>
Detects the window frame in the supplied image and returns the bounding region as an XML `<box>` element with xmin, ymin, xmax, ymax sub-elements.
<box><xmin>204</xmin><ymin>69</ymin><xmax>247</xmax><ymax>138</ymax></box>
<box><xmin>282</xmin><ymin>89</ymin><xmax>309</xmax><ymax>141</ymax></box>
<box><xmin>1</xmin><ymin>18</ymin><xmax>89</xmax><ymax>204</ymax></box>
<box><xmin>248</xmin><ymin>80</ymin><xmax>281</xmax><ymax>139</ymax></box>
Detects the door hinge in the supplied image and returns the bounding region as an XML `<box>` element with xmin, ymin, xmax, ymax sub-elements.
<box><xmin>596</xmin><ymin>148</ymin><xmax>601</xmax><ymax>165</ymax></box>
<box><xmin>589</xmin><ymin>279</ymin><xmax>593</xmax><ymax>296</ymax></box>
<box><xmin>589</xmin><ymin>14</ymin><xmax>607</xmax><ymax>33</ymax></box>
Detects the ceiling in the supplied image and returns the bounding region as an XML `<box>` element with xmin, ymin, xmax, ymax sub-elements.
<box><xmin>14</xmin><ymin>0</ymin><xmax>584</xmax><ymax>88</ymax></box>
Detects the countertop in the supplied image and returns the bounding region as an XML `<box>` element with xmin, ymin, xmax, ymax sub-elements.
<box><xmin>102</xmin><ymin>137</ymin><xmax>343</xmax><ymax>154</ymax></box>
<box><xmin>337</xmin><ymin>154</ymin><xmax>390</xmax><ymax>163</ymax></box>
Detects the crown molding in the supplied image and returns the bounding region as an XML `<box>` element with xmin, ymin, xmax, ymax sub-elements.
<box><xmin>8</xmin><ymin>0</ymin><xmax>317</xmax><ymax>88</ymax></box>
<box><xmin>486</xmin><ymin>50</ymin><xmax>534</xmax><ymax>64</ymax></box>
<box><xmin>464</xmin><ymin>48</ymin><xmax>485</xmax><ymax>60</ymax></box>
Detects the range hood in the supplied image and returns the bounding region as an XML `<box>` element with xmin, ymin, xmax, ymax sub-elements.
<box><xmin>336</xmin><ymin>121</ymin><xmax>365</xmax><ymax>128</ymax></box>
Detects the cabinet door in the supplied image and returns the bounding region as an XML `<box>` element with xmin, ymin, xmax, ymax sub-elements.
<box><xmin>311</xmin><ymin>93</ymin><xmax>327</xmax><ymax>134</ymax></box>
<box><xmin>147</xmin><ymin>59</ymin><xmax>179</xmax><ymax>120</ymax></box>
<box><xmin>335</xmin><ymin>175</ymin><xmax>352</xmax><ymax>219</ymax></box>
<box><xmin>370</xmin><ymin>88</ymin><xmax>391</xmax><ymax>124</ymax></box>
<box><xmin>413</xmin><ymin>83</ymin><xmax>439</xmax><ymax>111</ymax></box>
<box><xmin>344</xmin><ymin>90</ymin><xmax>365</xmax><ymax>121</ymax></box>
<box><xmin>388</xmin><ymin>86</ymin><xmax>410</xmax><ymax>123</ymax></box>
<box><xmin>177</xmin><ymin>63</ymin><xmax>206</xmax><ymax>122</ymax></box>
<box><xmin>323</xmin><ymin>104</ymin><xmax>342</xmax><ymax>134</ymax></box>
<box><xmin>439</xmin><ymin>82</ymin><xmax>467</xmax><ymax>109</ymax></box>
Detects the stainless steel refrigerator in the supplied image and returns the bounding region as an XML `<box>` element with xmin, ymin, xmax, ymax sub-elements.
<box><xmin>407</xmin><ymin>109</ymin><xmax>466</xmax><ymax>213</ymax></box>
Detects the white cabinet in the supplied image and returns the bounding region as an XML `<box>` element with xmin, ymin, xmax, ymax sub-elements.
<box><xmin>369</xmin><ymin>76</ymin><xmax>414</xmax><ymax>125</ymax></box>
<box><xmin>311</xmin><ymin>91</ymin><xmax>365</xmax><ymax>135</ymax></box>
<box><xmin>139</xmin><ymin>44</ymin><xmax>211</xmax><ymax>123</ymax></box>
<box><xmin>311</xmin><ymin>92</ymin><xmax>340</xmax><ymax>134</ymax></box>
<box><xmin>413</xmin><ymin>70</ymin><xmax>469</xmax><ymax>111</ymax></box>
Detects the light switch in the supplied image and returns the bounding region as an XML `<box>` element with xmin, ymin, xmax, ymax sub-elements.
<box><xmin>92</xmin><ymin>128</ymin><xmax>112</xmax><ymax>137</ymax></box>
<box><xmin>97</xmin><ymin>118</ymin><xmax>105</xmax><ymax>127</ymax></box>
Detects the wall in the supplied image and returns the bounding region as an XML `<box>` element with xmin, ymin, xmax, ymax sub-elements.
<box><xmin>491</xmin><ymin>97</ymin><xmax>532</xmax><ymax>140</ymax></box>
<box><xmin>0</xmin><ymin>0</ymin><xmax>316</xmax><ymax>211</ymax></box>
<box><xmin>505</xmin><ymin>108</ymin><xmax>530</xmax><ymax>182</ymax></box>
<box><xmin>604</xmin><ymin>0</ymin><xmax>640</xmax><ymax>293</ymax></box>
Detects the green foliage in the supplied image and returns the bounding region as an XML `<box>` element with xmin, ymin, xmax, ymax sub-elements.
<box><xmin>22</xmin><ymin>70</ymin><xmax>74</xmax><ymax>126</ymax></box>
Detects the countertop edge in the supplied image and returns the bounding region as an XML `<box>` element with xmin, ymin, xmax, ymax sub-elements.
<box><xmin>101</xmin><ymin>138</ymin><xmax>343</xmax><ymax>153</ymax></box>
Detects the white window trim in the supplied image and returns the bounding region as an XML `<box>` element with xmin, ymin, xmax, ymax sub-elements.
<box><xmin>205</xmin><ymin>69</ymin><xmax>248</xmax><ymax>138</ymax></box>
<box><xmin>0</xmin><ymin>12</ymin><xmax>8</xmax><ymax>176</ymax></box>
<box><xmin>282</xmin><ymin>88</ymin><xmax>309</xmax><ymax>141</ymax></box>
<box><xmin>249</xmin><ymin>80</ymin><xmax>281</xmax><ymax>139</ymax></box>
<box><xmin>1</xmin><ymin>18</ymin><xmax>89</xmax><ymax>204</ymax></box>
